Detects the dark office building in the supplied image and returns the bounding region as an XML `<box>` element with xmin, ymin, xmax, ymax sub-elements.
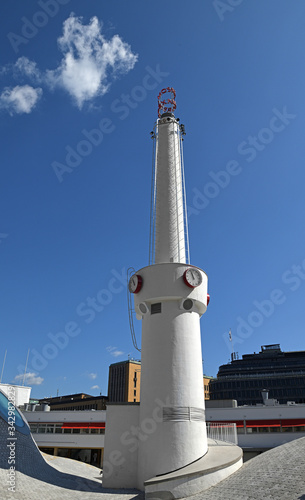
<box><xmin>40</xmin><ymin>393</ymin><xmax>108</xmax><ymax>411</ymax></box>
<box><xmin>210</xmin><ymin>344</ymin><xmax>305</xmax><ymax>405</ymax></box>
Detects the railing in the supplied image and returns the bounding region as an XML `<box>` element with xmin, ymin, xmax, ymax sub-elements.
<box><xmin>216</xmin><ymin>370</ymin><xmax>305</xmax><ymax>379</ymax></box>
<box><xmin>206</xmin><ymin>422</ymin><xmax>237</xmax><ymax>445</ymax></box>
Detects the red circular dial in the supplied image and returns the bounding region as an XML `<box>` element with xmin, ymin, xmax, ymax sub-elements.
<box><xmin>128</xmin><ymin>274</ymin><xmax>143</xmax><ymax>294</ymax></box>
<box><xmin>183</xmin><ymin>268</ymin><xmax>202</xmax><ymax>288</ymax></box>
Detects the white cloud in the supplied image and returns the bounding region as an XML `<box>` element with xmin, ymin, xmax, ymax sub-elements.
<box><xmin>88</xmin><ymin>372</ymin><xmax>97</xmax><ymax>380</ymax></box>
<box><xmin>14</xmin><ymin>372</ymin><xmax>44</xmax><ymax>386</ymax></box>
<box><xmin>111</xmin><ymin>350</ymin><xmax>124</xmax><ymax>358</ymax></box>
<box><xmin>45</xmin><ymin>13</ymin><xmax>138</xmax><ymax>108</ymax></box>
<box><xmin>0</xmin><ymin>16</ymin><xmax>137</xmax><ymax>114</ymax></box>
<box><xmin>91</xmin><ymin>385</ymin><xmax>100</xmax><ymax>390</ymax></box>
<box><xmin>0</xmin><ymin>85</ymin><xmax>42</xmax><ymax>115</ymax></box>
<box><xmin>106</xmin><ymin>346</ymin><xmax>125</xmax><ymax>357</ymax></box>
<box><xmin>14</xmin><ymin>57</ymin><xmax>41</xmax><ymax>83</ymax></box>
<box><xmin>0</xmin><ymin>57</ymin><xmax>41</xmax><ymax>82</ymax></box>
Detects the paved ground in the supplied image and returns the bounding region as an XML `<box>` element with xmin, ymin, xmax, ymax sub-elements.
<box><xmin>1</xmin><ymin>452</ymin><xmax>144</xmax><ymax>500</ymax></box>
<box><xmin>1</xmin><ymin>432</ymin><xmax>305</xmax><ymax>499</ymax></box>
<box><xmin>192</xmin><ymin>436</ymin><xmax>305</xmax><ymax>500</ymax></box>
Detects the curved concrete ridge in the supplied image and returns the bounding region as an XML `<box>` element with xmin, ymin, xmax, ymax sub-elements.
<box><xmin>145</xmin><ymin>441</ymin><xmax>242</xmax><ymax>485</ymax></box>
<box><xmin>144</xmin><ymin>440</ymin><xmax>243</xmax><ymax>499</ymax></box>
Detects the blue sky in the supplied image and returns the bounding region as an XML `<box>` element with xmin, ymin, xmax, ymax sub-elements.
<box><xmin>1</xmin><ymin>0</ymin><xmax>305</xmax><ymax>399</ymax></box>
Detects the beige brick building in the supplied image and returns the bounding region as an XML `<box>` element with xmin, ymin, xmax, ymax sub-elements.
<box><xmin>108</xmin><ymin>360</ymin><xmax>141</xmax><ymax>403</ymax></box>
<box><xmin>108</xmin><ymin>360</ymin><xmax>213</xmax><ymax>402</ymax></box>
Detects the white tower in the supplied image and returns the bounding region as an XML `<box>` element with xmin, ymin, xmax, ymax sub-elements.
<box><xmin>129</xmin><ymin>88</ymin><xmax>209</xmax><ymax>489</ymax></box>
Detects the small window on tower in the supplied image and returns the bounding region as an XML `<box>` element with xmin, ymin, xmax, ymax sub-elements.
<box><xmin>151</xmin><ymin>303</ymin><xmax>162</xmax><ymax>314</ymax></box>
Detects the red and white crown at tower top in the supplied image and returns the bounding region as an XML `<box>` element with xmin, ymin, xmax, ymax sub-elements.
<box><xmin>157</xmin><ymin>87</ymin><xmax>177</xmax><ymax>117</ymax></box>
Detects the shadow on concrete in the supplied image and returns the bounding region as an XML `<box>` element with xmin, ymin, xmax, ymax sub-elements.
<box><xmin>1</xmin><ymin>420</ymin><xmax>143</xmax><ymax>497</ymax></box>
<box><xmin>3</xmin><ymin>456</ymin><xmax>143</xmax><ymax>496</ymax></box>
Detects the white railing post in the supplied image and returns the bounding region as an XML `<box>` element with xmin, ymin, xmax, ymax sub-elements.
<box><xmin>206</xmin><ymin>423</ymin><xmax>237</xmax><ymax>445</ymax></box>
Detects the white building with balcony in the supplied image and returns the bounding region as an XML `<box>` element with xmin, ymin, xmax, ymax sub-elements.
<box><xmin>23</xmin><ymin>409</ymin><xmax>106</xmax><ymax>468</ymax></box>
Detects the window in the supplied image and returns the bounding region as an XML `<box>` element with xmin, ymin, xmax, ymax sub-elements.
<box><xmin>237</xmin><ymin>427</ymin><xmax>245</xmax><ymax>434</ymax></box>
<box><xmin>134</xmin><ymin>390</ymin><xmax>137</xmax><ymax>397</ymax></box>
<box><xmin>57</xmin><ymin>448</ymin><xmax>70</xmax><ymax>458</ymax></box>
<box><xmin>55</xmin><ymin>425</ymin><xmax>63</xmax><ymax>434</ymax></box>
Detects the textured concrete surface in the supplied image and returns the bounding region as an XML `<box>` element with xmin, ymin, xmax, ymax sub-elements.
<box><xmin>0</xmin><ymin>417</ymin><xmax>143</xmax><ymax>500</ymax></box>
<box><xmin>192</xmin><ymin>437</ymin><xmax>305</xmax><ymax>500</ymax></box>
<box><xmin>1</xmin><ymin>451</ymin><xmax>144</xmax><ymax>500</ymax></box>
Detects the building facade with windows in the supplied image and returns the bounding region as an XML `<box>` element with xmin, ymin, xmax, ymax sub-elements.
<box><xmin>23</xmin><ymin>409</ymin><xmax>106</xmax><ymax>468</ymax></box>
<box><xmin>210</xmin><ymin>344</ymin><xmax>305</xmax><ymax>405</ymax></box>
<box><xmin>39</xmin><ymin>393</ymin><xmax>108</xmax><ymax>411</ymax></box>
<box><xmin>108</xmin><ymin>360</ymin><xmax>141</xmax><ymax>403</ymax></box>
<box><xmin>203</xmin><ymin>375</ymin><xmax>214</xmax><ymax>400</ymax></box>
<box><xmin>205</xmin><ymin>399</ymin><xmax>305</xmax><ymax>460</ymax></box>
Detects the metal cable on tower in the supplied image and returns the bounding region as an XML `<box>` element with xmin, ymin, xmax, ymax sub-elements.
<box><xmin>149</xmin><ymin>128</ymin><xmax>157</xmax><ymax>266</ymax></box>
<box><xmin>179</xmin><ymin>126</ymin><xmax>190</xmax><ymax>264</ymax></box>
<box><xmin>127</xmin><ymin>267</ymin><xmax>141</xmax><ymax>352</ymax></box>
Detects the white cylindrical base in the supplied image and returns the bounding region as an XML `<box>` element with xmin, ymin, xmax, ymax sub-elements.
<box><xmin>134</xmin><ymin>264</ymin><xmax>208</xmax><ymax>488</ymax></box>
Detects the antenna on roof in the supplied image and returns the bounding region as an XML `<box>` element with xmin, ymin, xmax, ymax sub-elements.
<box><xmin>0</xmin><ymin>350</ymin><xmax>7</xmax><ymax>384</ymax></box>
<box><xmin>22</xmin><ymin>349</ymin><xmax>30</xmax><ymax>386</ymax></box>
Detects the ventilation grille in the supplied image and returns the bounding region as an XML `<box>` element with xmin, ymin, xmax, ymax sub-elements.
<box><xmin>151</xmin><ymin>302</ymin><xmax>162</xmax><ymax>314</ymax></box>
<box><xmin>163</xmin><ymin>407</ymin><xmax>205</xmax><ymax>422</ymax></box>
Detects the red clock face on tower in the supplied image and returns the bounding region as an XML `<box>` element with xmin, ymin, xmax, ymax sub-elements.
<box><xmin>183</xmin><ymin>268</ymin><xmax>202</xmax><ymax>288</ymax></box>
<box><xmin>128</xmin><ymin>274</ymin><xmax>143</xmax><ymax>294</ymax></box>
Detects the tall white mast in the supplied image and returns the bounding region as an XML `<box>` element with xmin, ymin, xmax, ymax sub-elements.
<box><xmin>150</xmin><ymin>88</ymin><xmax>189</xmax><ymax>265</ymax></box>
<box><xmin>103</xmin><ymin>88</ymin><xmax>241</xmax><ymax>497</ymax></box>
<box><xmin>135</xmin><ymin>89</ymin><xmax>209</xmax><ymax>487</ymax></box>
